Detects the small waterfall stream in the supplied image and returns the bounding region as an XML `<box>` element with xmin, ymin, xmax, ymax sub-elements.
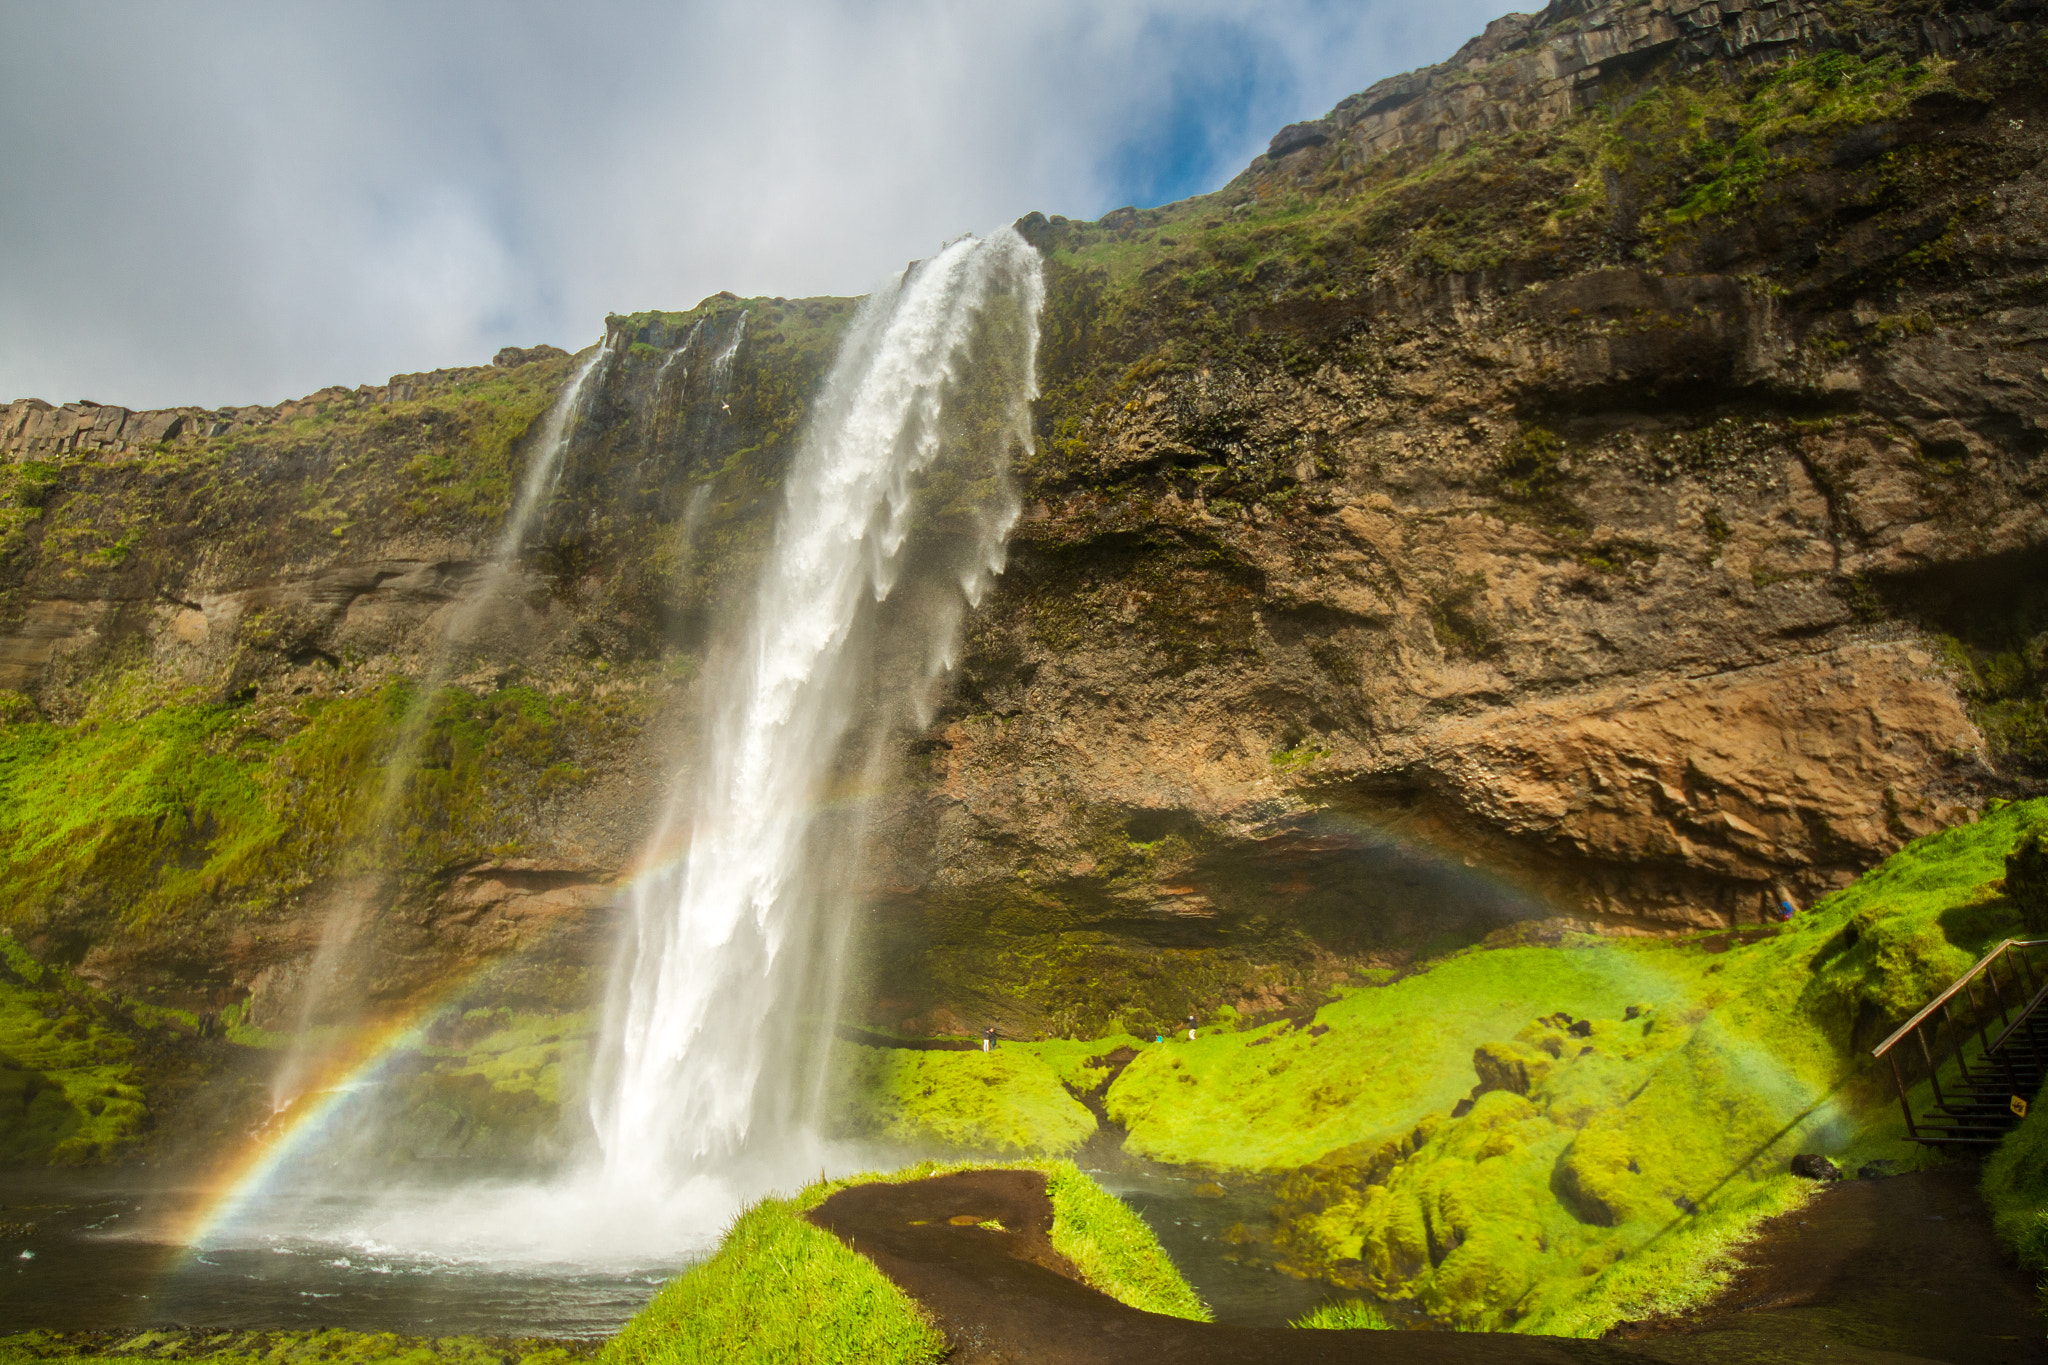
<box><xmin>266</xmin><ymin>338</ymin><xmax>612</xmax><ymax>1113</ymax></box>
<box><xmin>590</xmin><ymin>229</ymin><xmax>1042</xmax><ymax>1189</ymax></box>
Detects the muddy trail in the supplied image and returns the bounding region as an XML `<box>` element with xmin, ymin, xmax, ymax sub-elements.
<box><xmin>807</xmin><ymin>1169</ymin><xmax>2042</xmax><ymax>1365</ymax></box>
<box><xmin>810</xmin><ymin>1170</ymin><xmax>1659</xmax><ymax>1364</ymax></box>
<box><xmin>1614</xmin><ymin>1167</ymin><xmax>2041</xmax><ymax>1364</ymax></box>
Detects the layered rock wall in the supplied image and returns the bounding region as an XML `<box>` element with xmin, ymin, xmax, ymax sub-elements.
<box><xmin>1</xmin><ymin>0</ymin><xmax>2045</xmax><ymax>1045</ymax></box>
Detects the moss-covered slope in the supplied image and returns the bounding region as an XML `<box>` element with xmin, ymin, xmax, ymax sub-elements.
<box><xmin>844</xmin><ymin>799</ymin><xmax>2045</xmax><ymax>1333</ymax></box>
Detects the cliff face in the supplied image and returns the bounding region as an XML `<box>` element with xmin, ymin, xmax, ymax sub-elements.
<box><xmin>0</xmin><ymin>0</ymin><xmax>2044</xmax><ymax>1071</ymax></box>
<box><xmin>865</xmin><ymin>0</ymin><xmax>2048</xmax><ymax>1033</ymax></box>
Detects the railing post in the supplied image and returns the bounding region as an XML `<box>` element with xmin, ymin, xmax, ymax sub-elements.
<box><xmin>1967</xmin><ymin>982</ymin><xmax>1997</xmax><ymax>1071</ymax></box>
<box><xmin>1919</xmin><ymin>1026</ymin><xmax>1948</xmax><ymax>1113</ymax></box>
<box><xmin>1891</xmin><ymin>1052</ymin><xmax>1919</xmax><ymax>1141</ymax></box>
<box><xmin>1941</xmin><ymin>1001</ymin><xmax>1974</xmax><ymax>1094</ymax></box>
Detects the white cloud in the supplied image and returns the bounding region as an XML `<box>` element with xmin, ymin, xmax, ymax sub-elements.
<box><xmin>0</xmin><ymin>0</ymin><xmax>1510</xmax><ymax>410</ymax></box>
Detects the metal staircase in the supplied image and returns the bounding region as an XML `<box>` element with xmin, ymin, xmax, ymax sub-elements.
<box><xmin>1874</xmin><ymin>938</ymin><xmax>2048</xmax><ymax>1147</ymax></box>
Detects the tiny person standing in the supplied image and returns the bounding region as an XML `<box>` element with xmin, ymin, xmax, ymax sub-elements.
<box><xmin>1185</xmin><ymin>1013</ymin><xmax>1197</xmax><ymax>1042</ymax></box>
<box><xmin>982</xmin><ymin>1025</ymin><xmax>996</xmax><ymax>1052</ymax></box>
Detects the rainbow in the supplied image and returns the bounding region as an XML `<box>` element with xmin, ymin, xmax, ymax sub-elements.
<box><xmin>174</xmin><ymin>1007</ymin><xmax>438</xmax><ymax>1250</ymax></box>
<box><xmin>167</xmin><ymin>843</ymin><xmax>695</xmax><ymax>1251</ymax></box>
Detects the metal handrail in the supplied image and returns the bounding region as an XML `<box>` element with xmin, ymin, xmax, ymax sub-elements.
<box><xmin>1873</xmin><ymin>936</ymin><xmax>2048</xmax><ymax>1146</ymax></box>
<box><xmin>1872</xmin><ymin>938</ymin><xmax>2048</xmax><ymax>1058</ymax></box>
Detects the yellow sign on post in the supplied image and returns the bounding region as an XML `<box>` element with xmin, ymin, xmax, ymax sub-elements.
<box><xmin>2013</xmin><ymin>1095</ymin><xmax>2030</xmax><ymax>1120</ymax></box>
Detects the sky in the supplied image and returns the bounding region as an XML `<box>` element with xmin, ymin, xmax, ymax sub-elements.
<box><xmin>1</xmin><ymin>0</ymin><xmax>1512</xmax><ymax>412</ymax></box>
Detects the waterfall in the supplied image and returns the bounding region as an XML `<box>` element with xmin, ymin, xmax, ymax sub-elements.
<box><xmin>588</xmin><ymin>228</ymin><xmax>1043</xmax><ymax>1187</ymax></box>
<box><xmin>706</xmin><ymin>310</ymin><xmax>746</xmax><ymax>392</ymax></box>
<box><xmin>266</xmin><ymin>338</ymin><xmax>611</xmax><ymax>1114</ymax></box>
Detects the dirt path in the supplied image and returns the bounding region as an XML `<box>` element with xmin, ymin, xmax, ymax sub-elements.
<box><xmin>806</xmin><ymin>1169</ymin><xmax>1669</xmax><ymax>1364</ymax></box>
<box><xmin>1610</xmin><ymin>1168</ymin><xmax>2042</xmax><ymax>1365</ymax></box>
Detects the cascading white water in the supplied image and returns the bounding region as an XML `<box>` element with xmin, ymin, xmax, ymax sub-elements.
<box><xmin>589</xmin><ymin>228</ymin><xmax>1043</xmax><ymax>1188</ymax></box>
<box><xmin>203</xmin><ymin>236</ymin><xmax>1039</xmax><ymax>1274</ymax></box>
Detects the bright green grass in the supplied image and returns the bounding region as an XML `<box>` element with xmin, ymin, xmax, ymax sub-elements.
<box><xmin>600</xmin><ymin>1195</ymin><xmax>944</xmax><ymax>1365</ymax></box>
<box><xmin>1983</xmin><ymin>1074</ymin><xmax>2048</xmax><ymax>1296</ymax></box>
<box><xmin>1098</xmin><ymin>799</ymin><xmax>2048</xmax><ymax>1333</ymax></box>
<box><xmin>1035</xmin><ymin>1159</ymin><xmax>1209</xmax><ymax>1319</ymax></box>
<box><xmin>1292</xmin><ymin>1300</ymin><xmax>1392</xmax><ymax>1329</ymax></box>
<box><xmin>0</xmin><ymin>1329</ymin><xmax>586</xmax><ymax>1364</ymax></box>
<box><xmin>604</xmin><ymin>1160</ymin><xmax>1206</xmax><ymax>1365</ymax></box>
<box><xmin>828</xmin><ymin>1045</ymin><xmax>1099</xmax><ymax>1155</ymax></box>
<box><xmin>1011</xmin><ymin>1033</ymin><xmax>1147</xmax><ymax>1094</ymax></box>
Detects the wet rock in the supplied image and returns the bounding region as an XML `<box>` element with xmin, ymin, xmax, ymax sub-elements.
<box><xmin>1792</xmin><ymin>1154</ymin><xmax>1844</xmax><ymax>1181</ymax></box>
<box><xmin>1473</xmin><ymin>1041</ymin><xmax>1552</xmax><ymax>1097</ymax></box>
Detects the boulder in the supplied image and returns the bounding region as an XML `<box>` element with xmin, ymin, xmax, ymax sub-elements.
<box><xmin>1268</xmin><ymin>120</ymin><xmax>1333</xmax><ymax>160</ymax></box>
<box><xmin>2007</xmin><ymin>827</ymin><xmax>2048</xmax><ymax>932</ymax></box>
<box><xmin>491</xmin><ymin>344</ymin><xmax>569</xmax><ymax>369</ymax></box>
<box><xmin>1791</xmin><ymin>1153</ymin><xmax>1843</xmax><ymax>1181</ymax></box>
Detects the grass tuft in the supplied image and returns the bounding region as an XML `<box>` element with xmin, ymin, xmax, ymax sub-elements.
<box><xmin>1292</xmin><ymin>1300</ymin><xmax>1392</xmax><ymax>1330</ymax></box>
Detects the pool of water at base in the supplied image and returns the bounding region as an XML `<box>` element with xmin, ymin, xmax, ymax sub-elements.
<box><xmin>0</xmin><ymin>1169</ymin><xmax>677</xmax><ymax>1339</ymax></box>
<box><xmin>1088</xmin><ymin>1166</ymin><xmax>1374</xmax><ymax>1330</ymax></box>
<box><xmin>0</xmin><ymin>1166</ymin><xmax>1352</xmax><ymax>1339</ymax></box>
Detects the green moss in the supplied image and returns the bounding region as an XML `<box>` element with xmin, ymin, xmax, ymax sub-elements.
<box><xmin>0</xmin><ymin>700</ymin><xmax>284</xmax><ymax>925</ymax></box>
<box><xmin>1098</xmin><ymin>801</ymin><xmax>2047</xmax><ymax>1332</ymax></box>
<box><xmin>0</xmin><ymin>1329</ymin><xmax>589</xmax><ymax>1364</ymax></box>
<box><xmin>1106</xmin><ymin>948</ymin><xmax>1678</xmax><ymax>1172</ymax></box>
<box><xmin>424</xmin><ymin>1008</ymin><xmax>593</xmax><ymax>1107</ymax></box>
<box><xmin>605</xmin><ymin>1160</ymin><xmax>1205</xmax><ymax>1364</ymax></box>
<box><xmin>604</xmin><ymin>1195</ymin><xmax>943</xmax><ymax>1365</ymax></box>
<box><xmin>0</xmin><ymin>678</ymin><xmax>640</xmax><ymax>934</ymax></box>
<box><xmin>395</xmin><ymin>362</ymin><xmax>574</xmax><ymax>526</ymax></box>
<box><xmin>0</xmin><ymin>963</ymin><xmax>145</xmax><ymax>1163</ymax></box>
<box><xmin>1636</xmin><ymin>51</ymin><xmax>1951</xmax><ymax>230</ymax></box>
<box><xmin>827</xmin><ymin>1044</ymin><xmax>1098</xmax><ymax>1155</ymax></box>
